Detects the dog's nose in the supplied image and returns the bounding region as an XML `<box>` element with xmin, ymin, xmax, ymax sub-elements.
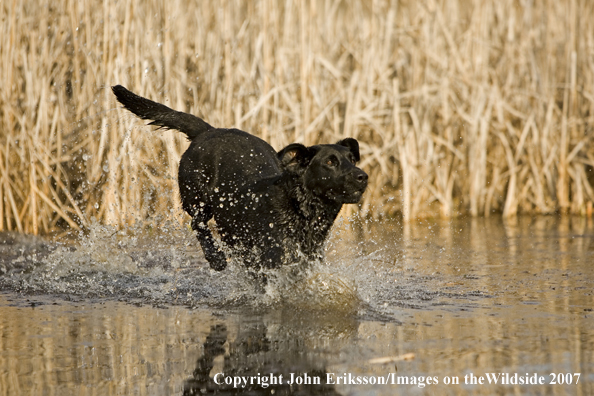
<box><xmin>353</xmin><ymin>170</ymin><xmax>368</xmax><ymax>186</ymax></box>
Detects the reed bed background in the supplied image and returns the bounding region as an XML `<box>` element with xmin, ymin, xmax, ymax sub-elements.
<box><xmin>1</xmin><ymin>0</ymin><xmax>593</xmax><ymax>234</ymax></box>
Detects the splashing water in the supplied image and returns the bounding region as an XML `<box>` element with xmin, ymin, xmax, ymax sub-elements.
<box><xmin>0</xmin><ymin>216</ymin><xmax>529</xmax><ymax>318</ymax></box>
<box><xmin>0</xmin><ymin>219</ymin><xmax>376</xmax><ymax>313</ymax></box>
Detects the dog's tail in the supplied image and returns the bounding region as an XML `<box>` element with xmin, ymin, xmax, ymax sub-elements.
<box><xmin>112</xmin><ymin>85</ymin><xmax>212</xmax><ymax>140</ymax></box>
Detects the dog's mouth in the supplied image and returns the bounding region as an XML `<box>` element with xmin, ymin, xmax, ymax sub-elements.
<box><xmin>311</xmin><ymin>171</ymin><xmax>368</xmax><ymax>204</ymax></box>
<box><xmin>347</xmin><ymin>188</ymin><xmax>366</xmax><ymax>203</ymax></box>
<box><xmin>326</xmin><ymin>186</ymin><xmax>366</xmax><ymax>204</ymax></box>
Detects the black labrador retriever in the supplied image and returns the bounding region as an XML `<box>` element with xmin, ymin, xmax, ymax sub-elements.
<box><xmin>112</xmin><ymin>85</ymin><xmax>367</xmax><ymax>271</ymax></box>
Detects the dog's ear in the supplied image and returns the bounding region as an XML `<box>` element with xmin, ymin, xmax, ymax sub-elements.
<box><xmin>336</xmin><ymin>138</ymin><xmax>360</xmax><ymax>162</ymax></box>
<box><xmin>278</xmin><ymin>143</ymin><xmax>313</xmax><ymax>173</ymax></box>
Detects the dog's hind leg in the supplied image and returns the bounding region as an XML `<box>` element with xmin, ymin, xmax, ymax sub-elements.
<box><xmin>191</xmin><ymin>211</ymin><xmax>227</xmax><ymax>271</ymax></box>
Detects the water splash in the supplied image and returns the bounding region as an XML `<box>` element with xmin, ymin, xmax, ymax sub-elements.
<box><xmin>0</xmin><ymin>218</ymin><xmax>494</xmax><ymax>317</ymax></box>
<box><xmin>0</xmin><ymin>219</ymin><xmax>372</xmax><ymax>312</ymax></box>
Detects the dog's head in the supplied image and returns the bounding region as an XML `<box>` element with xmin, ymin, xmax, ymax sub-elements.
<box><xmin>278</xmin><ymin>138</ymin><xmax>368</xmax><ymax>204</ymax></box>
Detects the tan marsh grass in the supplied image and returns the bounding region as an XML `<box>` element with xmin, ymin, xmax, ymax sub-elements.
<box><xmin>1</xmin><ymin>0</ymin><xmax>593</xmax><ymax>234</ymax></box>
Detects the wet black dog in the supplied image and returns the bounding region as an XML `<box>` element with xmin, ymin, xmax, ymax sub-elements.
<box><xmin>112</xmin><ymin>85</ymin><xmax>367</xmax><ymax>271</ymax></box>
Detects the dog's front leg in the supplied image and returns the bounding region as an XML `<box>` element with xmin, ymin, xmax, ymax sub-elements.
<box><xmin>191</xmin><ymin>215</ymin><xmax>227</xmax><ymax>271</ymax></box>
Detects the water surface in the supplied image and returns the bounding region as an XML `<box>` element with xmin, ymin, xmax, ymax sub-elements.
<box><xmin>0</xmin><ymin>216</ymin><xmax>592</xmax><ymax>395</ymax></box>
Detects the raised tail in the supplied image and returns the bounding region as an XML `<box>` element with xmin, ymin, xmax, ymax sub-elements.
<box><xmin>112</xmin><ymin>85</ymin><xmax>212</xmax><ymax>139</ymax></box>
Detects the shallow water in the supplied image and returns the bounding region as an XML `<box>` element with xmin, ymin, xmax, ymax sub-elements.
<box><xmin>0</xmin><ymin>216</ymin><xmax>593</xmax><ymax>395</ymax></box>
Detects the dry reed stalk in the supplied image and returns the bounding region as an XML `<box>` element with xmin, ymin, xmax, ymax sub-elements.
<box><xmin>1</xmin><ymin>0</ymin><xmax>594</xmax><ymax>235</ymax></box>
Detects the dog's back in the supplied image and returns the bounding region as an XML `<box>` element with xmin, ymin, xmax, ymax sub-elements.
<box><xmin>180</xmin><ymin>128</ymin><xmax>282</xmax><ymax>196</ymax></box>
<box><xmin>177</xmin><ymin>127</ymin><xmax>288</xmax><ymax>244</ymax></box>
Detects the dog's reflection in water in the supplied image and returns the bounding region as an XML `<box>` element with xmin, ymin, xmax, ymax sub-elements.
<box><xmin>183</xmin><ymin>323</ymin><xmax>341</xmax><ymax>395</ymax></box>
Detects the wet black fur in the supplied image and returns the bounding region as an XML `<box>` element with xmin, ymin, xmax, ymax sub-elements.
<box><xmin>112</xmin><ymin>85</ymin><xmax>368</xmax><ymax>271</ymax></box>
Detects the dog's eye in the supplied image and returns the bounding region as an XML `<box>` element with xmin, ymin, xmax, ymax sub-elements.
<box><xmin>326</xmin><ymin>156</ymin><xmax>338</xmax><ymax>167</ymax></box>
